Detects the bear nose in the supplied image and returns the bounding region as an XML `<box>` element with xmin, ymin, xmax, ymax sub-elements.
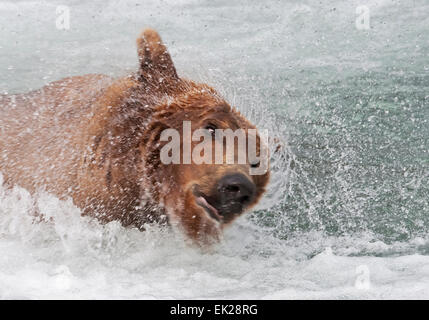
<box><xmin>217</xmin><ymin>174</ymin><xmax>256</xmax><ymax>206</ymax></box>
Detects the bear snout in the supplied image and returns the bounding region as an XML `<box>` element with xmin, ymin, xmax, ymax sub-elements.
<box><xmin>193</xmin><ymin>173</ymin><xmax>256</xmax><ymax>224</ymax></box>
<box><xmin>215</xmin><ymin>173</ymin><xmax>256</xmax><ymax>217</ymax></box>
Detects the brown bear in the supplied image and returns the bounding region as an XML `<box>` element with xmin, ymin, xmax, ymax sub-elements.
<box><xmin>0</xmin><ymin>29</ymin><xmax>270</xmax><ymax>245</ymax></box>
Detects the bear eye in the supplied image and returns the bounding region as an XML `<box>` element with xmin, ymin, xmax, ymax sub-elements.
<box><xmin>204</xmin><ymin>124</ymin><xmax>217</xmax><ymax>134</ymax></box>
<box><xmin>250</xmin><ymin>161</ymin><xmax>260</xmax><ymax>168</ymax></box>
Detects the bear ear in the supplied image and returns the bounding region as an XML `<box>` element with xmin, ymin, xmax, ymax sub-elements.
<box><xmin>136</xmin><ymin>28</ymin><xmax>179</xmax><ymax>83</ymax></box>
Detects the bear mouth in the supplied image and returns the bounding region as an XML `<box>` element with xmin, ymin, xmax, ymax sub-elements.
<box><xmin>192</xmin><ymin>187</ymin><xmax>222</xmax><ymax>222</ymax></box>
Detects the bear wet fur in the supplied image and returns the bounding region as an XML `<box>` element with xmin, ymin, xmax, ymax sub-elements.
<box><xmin>0</xmin><ymin>29</ymin><xmax>269</xmax><ymax>245</ymax></box>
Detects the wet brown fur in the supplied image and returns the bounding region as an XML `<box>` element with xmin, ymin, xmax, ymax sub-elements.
<box><xmin>0</xmin><ymin>29</ymin><xmax>269</xmax><ymax>245</ymax></box>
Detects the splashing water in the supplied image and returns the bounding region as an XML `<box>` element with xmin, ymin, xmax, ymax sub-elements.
<box><xmin>0</xmin><ymin>0</ymin><xmax>428</xmax><ymax>299</ymax></box>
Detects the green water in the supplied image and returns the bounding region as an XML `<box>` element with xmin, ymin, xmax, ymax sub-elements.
<box><xmin>255</xmin><ymin>70</ymin><xmax>428</xmax><ymax>242</ymax></box>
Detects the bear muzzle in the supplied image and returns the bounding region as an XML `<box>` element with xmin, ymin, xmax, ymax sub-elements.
<box><xmin>193</xmin><ymin>173</ymin><xmax>256</xmax><ymax>223</ymax></box>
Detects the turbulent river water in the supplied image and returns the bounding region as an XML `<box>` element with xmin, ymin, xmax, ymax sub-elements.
<box><xmin>0</xmin><ymin>0</ymin><xmax>428</xmax><ymax>299</ymax></box>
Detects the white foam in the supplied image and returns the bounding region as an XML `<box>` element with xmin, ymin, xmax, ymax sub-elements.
<box><xmin>1</xmin><ymin>176</ymin><xmax>429</xmax><ymax>299</ymax></box>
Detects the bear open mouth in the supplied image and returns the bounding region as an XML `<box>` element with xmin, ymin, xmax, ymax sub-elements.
<box><xmin>195</xmin><ymin>196</ymin><xmax>222</xmax><ymax>222</ymax></box>
<box><xmin>192</xmin><ymin>187</ymin><xmax>222</xmax><ymax>222</ymax></box>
